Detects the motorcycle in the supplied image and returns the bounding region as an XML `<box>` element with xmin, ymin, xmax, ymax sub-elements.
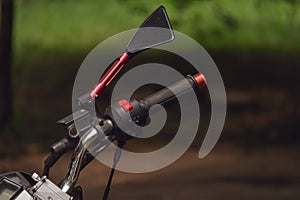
<box><xmin>0</xmin><ymin>6</ymin><xmax>206</xmax><ymax>200</ymax></box>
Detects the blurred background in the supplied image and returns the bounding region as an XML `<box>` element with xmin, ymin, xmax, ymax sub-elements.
<box><xmin>0</xmin><ymin>0</ymin><xmax>299</xmax><ymax>199</ymax></box>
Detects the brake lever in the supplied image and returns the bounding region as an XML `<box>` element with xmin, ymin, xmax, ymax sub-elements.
<box><xmin>59</xmin><ymin>120</ymin><xmax>114</xmax><ymax>193</ymax></box>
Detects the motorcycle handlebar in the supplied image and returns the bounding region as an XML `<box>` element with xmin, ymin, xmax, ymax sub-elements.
<box><xmin>104</xmin><ymin>73</ymin><xmax>206</xmax><ymax>140</ymax></box>
<box><xmin>141</xmin><ymin>73</ymin><xmax>206</xmax><ymax>112</ymax></box>
<box><xmin>58</xmin><ymin>73</ymin><xmax>206</xmax><ymax>192</ymax></box>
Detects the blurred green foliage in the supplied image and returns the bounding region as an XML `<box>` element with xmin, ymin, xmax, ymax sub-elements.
<box><xmin>14</xmin><ymin>0</ymin><xmax>300</xmax><ymax>65</ymax></box>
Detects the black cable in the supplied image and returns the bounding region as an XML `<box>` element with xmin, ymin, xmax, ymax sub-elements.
<box><xmin>102</xmin><ymin>141</ymin><xmax>125</xmax><ymax>200</ymax></box>
<box><xmin>43</xmin><ymin>138</ymin><xmax>78</xmax><ymax>177</ymax></box>
<box><xmin>43</xmin><ymin>151</ymin><xmax>61</xmax><ymax>177</ymax></box>
<box><xmin>43</xmin><ymin>165</ymin><xmax>50</xmax><ymax>177</ymax></box>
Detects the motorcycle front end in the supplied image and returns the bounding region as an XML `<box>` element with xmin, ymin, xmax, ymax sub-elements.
<box><xmin>0</xmin><ymin>6</ymin><xmax>207</xmax><ymax>200</ymax></box>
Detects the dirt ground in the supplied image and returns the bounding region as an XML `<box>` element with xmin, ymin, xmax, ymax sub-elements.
<box><xmin>0</xmin><ymin>144</ymin><xmax>299</xmax><ymax>200</ymax></box>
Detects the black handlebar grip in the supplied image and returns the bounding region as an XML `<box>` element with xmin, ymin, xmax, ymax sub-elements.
<box><xmin>103</xmin><ymin>73</ymin><xmax>206</xmax><ymax>140</ymax></box>
<box><xmin>140</xmin><ymin>73</ymin><xmax>206</xmax><ymax>112</ymax></box>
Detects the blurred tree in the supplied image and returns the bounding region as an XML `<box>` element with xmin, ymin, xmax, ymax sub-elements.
<box><xmin>0</xmin><ymin>0</ymin><xmax>13</xmax><ymax>126</ymax></box>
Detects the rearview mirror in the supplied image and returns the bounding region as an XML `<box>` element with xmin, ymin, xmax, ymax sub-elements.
<box><xmin>126</xmin><ymin>6</ymin><xmax>174</xmax><ymax>53</ymax></box>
